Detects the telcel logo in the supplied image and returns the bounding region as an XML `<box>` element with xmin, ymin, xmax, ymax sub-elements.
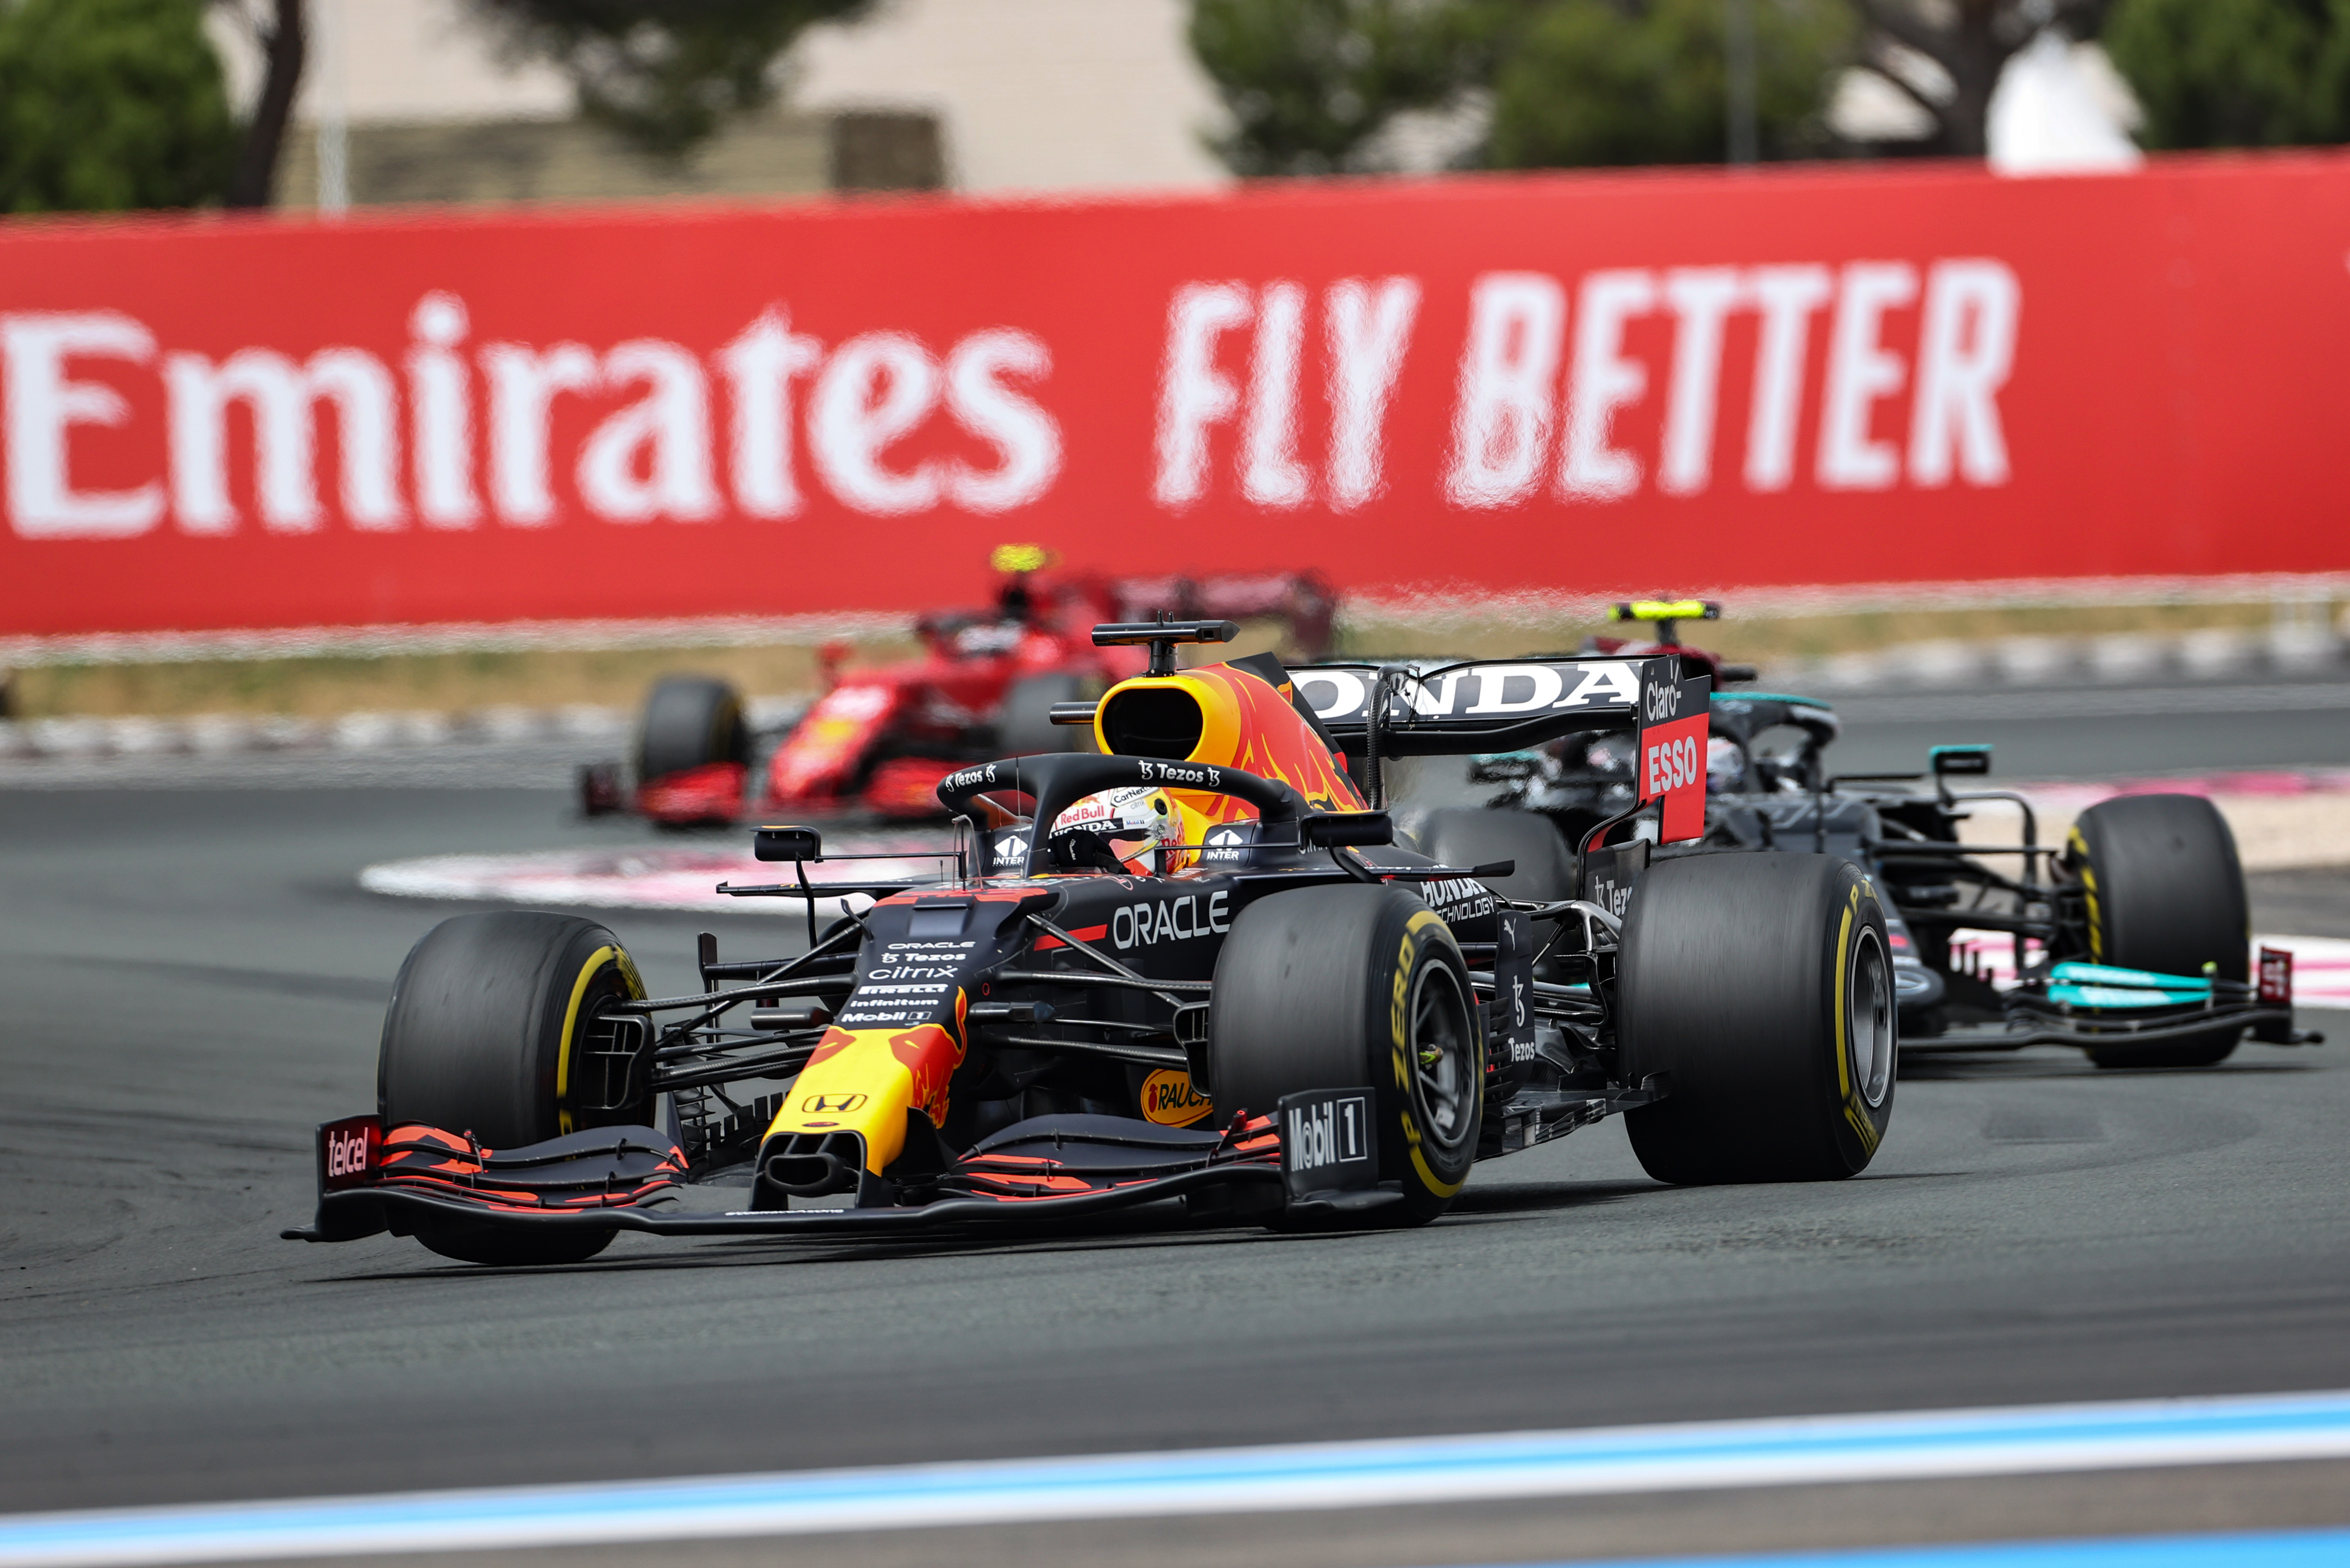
<box><xmin>324</xmin><ymin>1125</ymin><xmax>372</xmax><ymax>1179</ymax></box>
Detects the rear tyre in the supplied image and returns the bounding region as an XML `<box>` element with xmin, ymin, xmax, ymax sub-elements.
<box><xmin>1419</xmin><ymin>808</ymin><xmax>1575</xmax><ymax>903</ymax></box>
<box><xmin>1208</xmin><ymin>886</ymin><xmax>1482</xmax><ymax>1226</ymax></box>
<box><xmin>1619</xmin><ymin>853</ymin><xmax>1895</xmax><ymax>1185</ymax></box>
<box><xmin>996</xmin><ymin>671</ymin><xmax>1098</xmax><ymax>757</ymax></box>
<box><xmin>635</xmin><ymin>674</ymin><xmax>748</xmax><ymax>784</ymax></box>
<box><xmin>2069</xmin><ymin>795</ymin><xmax>2249</xmax><ymax>1070</ymax></box>
<box><xmin>379</xmin><ymin>912</ymin><xmax>648</xmax><ymax>1265</ymax></box>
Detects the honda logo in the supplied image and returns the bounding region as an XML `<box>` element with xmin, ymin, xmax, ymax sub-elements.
<box><xmin>801</xmin><ymin>1093</ymin><xmax>868</xmax><ymax>1113</ymax></box>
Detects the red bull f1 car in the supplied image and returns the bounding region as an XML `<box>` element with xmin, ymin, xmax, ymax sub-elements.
<box><xmin>292</xmin><ymin>619</ymin><xmax>1898</xmax><ymax>1265</ymax></box>
<box><xmin>582</xmin><ymin>555</ymin><xmax>1334</xmax><ymax>825</ymax></box>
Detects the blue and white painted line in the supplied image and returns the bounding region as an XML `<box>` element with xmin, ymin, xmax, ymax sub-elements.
<box><xmin>3</xmin><ymin>1389</ymin><xmax>2347</xmax><ymax>1566</ymax></box>
<box><xmin>1503</xmin><ymin>1531</ymin><xmax>2350</xmax><ymax>1568</ymax></box>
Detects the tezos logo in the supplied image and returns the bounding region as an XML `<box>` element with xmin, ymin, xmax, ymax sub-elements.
<box><xmin>801</xmin><ymin>1093</ymin><xmax>868</xmax><ymax>1113</ymax></box>
<box><xmin>945</xmin><ymin>763</ymin><xmax>999</xmax><ymax>790</ymax></box>
<box><xmin>1111</xmin><ymin>891</ymin><xmax>1230</xmax><ymax>949</ymax></box>
<box><xmin>1139</xmin><ymin>760</ymin><xmax>1219</xmax><ymax>788</ymax></box>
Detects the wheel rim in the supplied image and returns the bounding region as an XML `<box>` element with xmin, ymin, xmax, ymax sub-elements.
<box><xmin>1407</xmin><ymin>961</ymin><xmax>1478</xmax><ymax>1155</ymax></box>
<box><xmin>1847</xmin><ymin>929</ymin><xmax>1895</xmax><ymax>1110</ymax></box>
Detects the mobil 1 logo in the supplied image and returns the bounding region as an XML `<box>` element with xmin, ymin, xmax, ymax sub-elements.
<box><xmin>1278</xmin><ymin>1086</ymin><xmax>1377</xmax><ymax>1201</ymax></box>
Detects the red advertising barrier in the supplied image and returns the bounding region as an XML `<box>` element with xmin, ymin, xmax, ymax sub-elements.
<box><xmin>4</xmin><ymin>152</ymin><xmax>2350</xmax><ymax>641</ymax></box>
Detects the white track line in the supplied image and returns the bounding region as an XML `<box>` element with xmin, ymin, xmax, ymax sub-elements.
<box><xmin>5</xmin><ymin>1390</ymin><xmax>2350</xmax><ymax>1567</ymax></box>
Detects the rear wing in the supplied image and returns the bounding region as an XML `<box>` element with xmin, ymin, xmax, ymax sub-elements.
<box><xmin>1291</xmin><ymin>655</ymin><xmax>1711</xmax><ymax>843</ymax></box>
<box><xmin>1291</xmin><ymin>656</ymin><xmax>1693</xmax><ymax>755</ymax></box>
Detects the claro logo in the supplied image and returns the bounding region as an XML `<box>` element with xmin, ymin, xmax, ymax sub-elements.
<box><xmin>1111</xmin><ymin>891</ymin><xmax>1231</xmax><ymax>949</ymax></box>
<box><xmin>1644</xmin><ymin>680</ymin><xmax>1681</xmax><ymax>722</ymax></box>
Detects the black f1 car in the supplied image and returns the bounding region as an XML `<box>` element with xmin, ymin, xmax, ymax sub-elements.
<box><xmin>290</xmin><ymin>621</ymin><xmax>1898</xmax><ymax>1264</ymax></box>
<box><xmin>1378</xmin><ymin>608</ymin><xmax>2322</xmax><ymax>1071</ymax></box>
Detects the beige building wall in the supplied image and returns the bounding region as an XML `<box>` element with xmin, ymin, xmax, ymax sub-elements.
<box><xmin>214</xmin><ymin>0</ymin><xmax>1231</xmax><ymax>205</ymax></box>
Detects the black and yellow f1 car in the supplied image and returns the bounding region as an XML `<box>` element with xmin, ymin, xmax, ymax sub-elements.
<box><xmin>289</xmin><ymin>621</ymin><xmax>1898</xmax><ymax>1265</ymax></box>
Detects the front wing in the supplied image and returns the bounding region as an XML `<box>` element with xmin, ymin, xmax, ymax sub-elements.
<box><xmin>283</xmin><ymin>1089</ymin><xmax>1391</xmax><ymax>1247</ymax></box>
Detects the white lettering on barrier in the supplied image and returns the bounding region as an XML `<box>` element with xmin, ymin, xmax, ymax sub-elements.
<box><xmin>1324</xmin><ymin>276</ymin><xmax>1421</xmax><ymax>510</ymax></box>
<box><xmin>1745</xmin><ymin>265</ymin><xmax>1836</xmax><ymax>494</ymax></box>
<box><xmin>1153</xmin><ymin>281</ymin><xmax>1252</xmax><ymax>509</ymax></box>
<box><xmin>0</xmin><ymin>254</ymin><xmax>2017</xmax><ymax>543</ymax></box>
<box><xmin>482</xmin><ymin>340</ymin><xmax>597</xmax><ymax>526</ymax></box>
<box><xmin>581</xmin><ymin>339</ymin><xmax>721</xmax><ymax>524</ymax></box>
<box><xmin>1657</xmin><ymin>267</ymin><xmax>1743</xmax><ymax>497</ymax></box>
<box><xmin>1445</xmin><ymin>272</ymin><xmax>1565</xmax><ymax>508</ymax></box>
<box><xmin>1560</xmin><ymin>269</ymin><xmax>1655</xmax><ymax>503</ymax></box>
<box><xmin>718</xmin><ymin>306</ymin><xmax>824</xmax><ymax>520</ymax></box>
<box><xmin>1909</xmin><ymin>259</ymin><xmax>2020</xmax><ymax>488</ymax></box>
<box><xmin>1242</xmin><ymin>280</ymin><xmax>1310</xmax><ymax>509</ymax></box>
<box><xmin>407</xmin><ymin>292</ymin><xmax>481</xmax><ymax>528</ymax></box>
<box><xmin>1818</xmin><ymin>262</ymin><xmax>1921</xmax><ymax>492</ymax></box>
<box><xmin>1</xmin><ymin>311</ymin><xmax>164</xmax><ymax>538</ymax></box>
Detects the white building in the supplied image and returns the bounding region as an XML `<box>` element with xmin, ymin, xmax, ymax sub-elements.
<box><xmin>212</xmin><ymin>0</ymin><xmax>1231</xmax><ymax>206</ymax></box>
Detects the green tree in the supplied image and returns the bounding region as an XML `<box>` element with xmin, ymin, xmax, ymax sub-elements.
<box><xmin>1188</xmin><ymin>0</ymin><xmax>1487</xmax><ymax>175</ymax></box>
<box><xmin>463</xmin><ymin>0</ymin><xmax>877</xmax><ymax>159</ymax></box>
<box><xmin>0</xmin><ymin>0</ymin><xmax>235</xmax><ymax>213</ymax></box>
<box><xmin>2102</xmin><ymin>0</ymin><xmax>2350</xmax><ymax>147</ymax></box>
<box><xmin>1487</xmin><ymin>0</ymin><xmax>1856</xmax><ymax>168</ymax></box>
<box><xmin>1189</xmin><ymin>0</ymin><xmax>1855</xmax><ymax>174</ymax></box>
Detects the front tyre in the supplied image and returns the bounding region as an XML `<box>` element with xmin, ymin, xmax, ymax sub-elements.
<box><xmin>378</xmin><ymin>912</ymin><xmax>649</xmax><ymax>1265</ymax></box>
<box><xmin>2068</xmin><ymin>795</ymin><xmax>2249</xmax><ymax>1070</ymax></box>
<box><xmin>1208</xmin><ymin>886</ymin><xmax>1481</xmax><ymax>1226</ymax></box>
<box><xmin>1619</xmin><ymin>853</ymin><xmax>1895</xmax><ymax>1185</ymax></box>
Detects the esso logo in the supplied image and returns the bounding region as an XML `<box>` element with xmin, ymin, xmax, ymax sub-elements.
<box><xmin>1645</xmin><ymin>733</ymin><xmax>1701</xmax><ymax>793</ymax></box>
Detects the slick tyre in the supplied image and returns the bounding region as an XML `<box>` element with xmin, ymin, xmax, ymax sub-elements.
<box><xmin>379</xmin><ymin>912</ymin><xmax>648</xmax><ymax>1265</ymax></box>
<box><xmin>635</xmin><ymin>674</ymin><xmax>749</xmax><ymax>784</ymax></box>
<box><xmin>1209</xmin><ymin>886</ymin><xmax>1482</xmax><ymax>1226</ymax></box>
<box><xmin>1419</xmin><ymin>808</ymin><xmax>1575</xmax><ymax>904</ymax></box>
<box><xmin>2069</xmin><ymin>794</ymin><xmax>2250</xmax><ymax>1070</ymax></box>
<box><xmin>996</xmin><ymin>672</ymin><xmax>1099</xmax><ymax>757</ymax></box>
<box><xmin>1619</xmin><ymin>853</ymin><xmax>1895</xmax><ymax>1185</ymax></box>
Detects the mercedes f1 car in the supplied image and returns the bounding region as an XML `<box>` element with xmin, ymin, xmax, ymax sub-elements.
<box><xmin>291</xmin><ymin>620</ymin><xmax>1898</xmax><ymax>1265</ymax></box>
<box><xmin>1384</xmin><ymin>604</ymin><xmax>2324</xmax><ymax>1071</ymax></box>
<box><xmin>581</xmin><ymin>551</ymin><xmax>1335</xmax><ymax>825</ymax></box>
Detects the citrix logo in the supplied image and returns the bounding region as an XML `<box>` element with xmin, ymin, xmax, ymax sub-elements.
<box><xmin>1111</xmin><ymin>891</ymin><xmax>1231</xmax><ymax>949</ymax></box>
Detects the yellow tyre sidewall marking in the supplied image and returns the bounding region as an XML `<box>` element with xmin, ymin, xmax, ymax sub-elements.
<box><xmin>556</xmin><ymin>944</ymin><xmax>642</xmax><ymax>1137</ymax></box>
<box><xmin>2069</xmin><ymin>828</ymin><xmax>2102</xmax><ymax>961</ymax></box>
<box><xmin>1391</xmin><ymin>908</ymin><xmax>1468</xmax><ymax>1200</ymax></box>
<box><xmin>1832</xmin><ymin>886</ymin><xmax>1881</xmax><ymax>1156</ymax></box>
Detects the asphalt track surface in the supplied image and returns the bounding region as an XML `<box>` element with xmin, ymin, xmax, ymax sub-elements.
<box><xmin>4</xmin><ymin>677</ymin><xmax>2350</xmax><ymax>1565</ymax></box>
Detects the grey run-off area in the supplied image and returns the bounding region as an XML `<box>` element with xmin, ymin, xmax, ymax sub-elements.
<box><xmin>1</xmin><ymin>680</ymin><xmax>2347</xmax><ymax>1565</ymax></box>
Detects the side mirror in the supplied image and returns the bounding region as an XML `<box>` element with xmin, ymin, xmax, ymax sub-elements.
<box><xmin>1930</xmin><ymin>744</ymin><xmax>1992</xmax><ymax>779</ymax></box>
<box><xmin>1300</xmin><ymin>811</ymin><xmax>1394</xmax><ymax>848</ymax></box>
<box><xmin>754</xmin><ymin>824</ymin><xmax>822</xmax><ymax>862</ymax></box>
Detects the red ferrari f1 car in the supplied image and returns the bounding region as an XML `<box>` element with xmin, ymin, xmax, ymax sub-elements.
<box><xmin>583</xmin><ymin>552</ymin><xmax>1333</xmax><ymax>825</ymax></box>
